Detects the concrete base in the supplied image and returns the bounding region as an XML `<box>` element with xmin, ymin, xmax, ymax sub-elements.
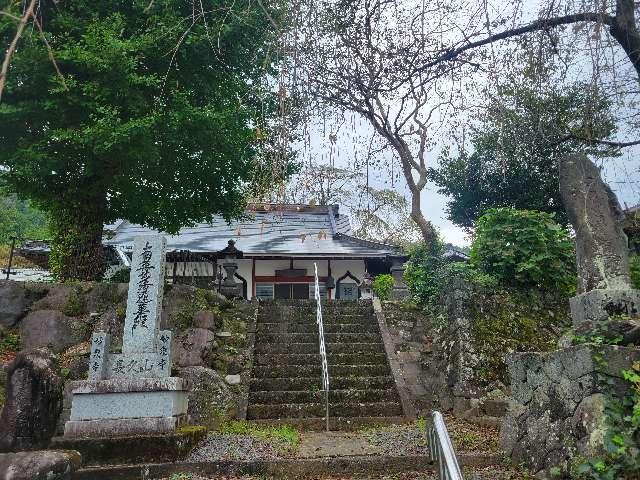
<box><xmin>64</xmin><ymin>415</ymin><xmax>186</xmax><ymax>438</ymax></box>
<box><xmin>570</xmin><ymin>288</ymin><xmax>640</xmax><ymax>328</ymax></box>
<box><xmin>64</xmin><ymin>377</ymin><xmax>189</xmax><ymax>439</ymax></box>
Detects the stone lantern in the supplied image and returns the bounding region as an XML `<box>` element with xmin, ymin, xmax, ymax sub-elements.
<box><xmin>360</xmin><ymin>271</ymin><xmax>373</xmax><ymax>299</ymax></box>
<box><xmin>217</xmin><ymin>240</ymin><xmax>243</xmax><ymax>299</ymax></box>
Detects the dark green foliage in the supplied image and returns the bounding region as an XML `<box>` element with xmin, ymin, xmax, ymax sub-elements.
<box><xmin>403</xmin><ymin>240</ymin><xmax>446</xmax><ymax>309</ymax></box>
<box><xmin>470</xmin><ymin>208</ymin><xmax>576</xmax><ymax>295</ymax></box>
<box><xmin>107</xmin><ymin>267</ymin><xmax>131</xmax><ymax>284</ymax></box>
<box><xmin>432</xmin><ymin>83</ymin><xmax>617</xmax><ymax>230</ymax></box>
<box><xmin>631</xmin><ymin>255</ymin><xmax>640</xmax><ymax>290</ymax></box>
<box><xmin>0</xmin><ymin>0</ymin><xmax>282</xmax><ymax>279</ymax></box>
<box><xmin>0</xmin><ymin>331</ymin><xmax>21</xmax><ymax>356</ymax></box>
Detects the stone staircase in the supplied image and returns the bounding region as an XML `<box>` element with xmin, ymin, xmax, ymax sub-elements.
<box><xmin>248</xmin><ymin>299</ymin><xmax>404</xmax><ymax>428</ymax></box>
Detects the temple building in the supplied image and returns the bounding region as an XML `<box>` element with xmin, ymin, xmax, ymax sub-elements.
<box><xmin>103</xmin><ymin>204</ymin><xmax>407</xmax><ymax>300</ymax></box>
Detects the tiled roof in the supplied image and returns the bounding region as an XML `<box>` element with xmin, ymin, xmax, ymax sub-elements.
<box><xmin>104</xmin><ymin>205</ymin><xmax>403</xmax><ymax>258</ymax></box>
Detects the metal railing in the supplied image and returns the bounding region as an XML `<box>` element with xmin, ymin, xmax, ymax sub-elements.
<box><xmin>428</xmin><ymin>411</ymin><xmax>464</xmax><ymax>480</ymax></box>
<box><xmin>313</xmin><ymin>262</ymin><xmax>330</xmax><ymax>431</ymax></box>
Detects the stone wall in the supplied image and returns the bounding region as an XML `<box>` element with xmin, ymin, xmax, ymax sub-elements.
<box><xmin>384</xmin><ymin>274</ymin><xmax>568</xmax><ymax>425</ymax></box>
<box><xmin>500</xmin><ymin>344</ymin><xmax>640</xmax><ymax>476</ymax></box>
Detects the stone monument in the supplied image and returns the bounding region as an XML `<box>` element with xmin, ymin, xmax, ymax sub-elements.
<box><xmin>64</xmin><ymin>236</ymin><xmax>189</xmax><ymax>438</ymax></box>
<box><xmin>559</xmin><ymin>153</ymin><xmax>640</xmax><ymax>329</ymax></box>
<box><xmin>500</xmin><ymin>154</ymin><xmax>640</xmax><ymax>476</ymax></box>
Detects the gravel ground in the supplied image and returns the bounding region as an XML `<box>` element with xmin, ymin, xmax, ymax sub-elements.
<box><xmin>186</xmin><ymin>434</ymin><xmax>282</xmax><ymax>462</ymax></box>
<box><xmin>159</xmin><ymin>470</ymin><xmax>533</xmax><ymax>480</ymax></box>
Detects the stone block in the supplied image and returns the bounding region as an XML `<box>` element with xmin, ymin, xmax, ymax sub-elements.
<box><xmin>122</xmin><ymin>236</ymin><xmax>166</xmax><ymax>355</ymax></box>
<box><xmin>0</xmin><ymin>349</ymin><xmax>63</xmax><ymax>452</ymax></box>
<box><xmin>179</xmin><ymin>367</ymin><xmax>236</xmax><ymax>429</ymax></box>
<box><xmin>64</xmin><ymin>377</ymin><xmax>189</xmax><ymax>438</ymax></box>
<box><xmin>225</xmin><ymin>374</ymin><xmax>241</xmax><ymax>385</ymax></box>
<box><xmin>20</xmin><ymin>310</ymin><xmax>82</xmax><ymax>353</ymax></box>
<box><xmin>0</xmin><ymin>450</ymin><xmax>81</xmax><ymax>480</ymax></box>
<box><xmin>172</xmin><ymin>327</ymin><xmax>216</xmax><ymax>367</ymax></box>
<box><xmin>69</xmin><ymin>390</ymin><xmax>187</xmax><ymax>421</ymax></box>
<box><xmin>501</xmin><ymin>344</ymin><xmax>640</xmax><ymax>476</ymax></box>
<box><xmin>63</xmin><ymin>416</ymin><xmax>184</xmax><ymax>438</ymax></box>
<box><xmin>570</xmin><ymin>288</ymin><xmax>640</xmax><ymax>328</ymax></box>
<box><xmin>193</xmin><ymin>310</ymin><xmax>218</xmax><ymax>330</ymax></box>
<box><xmin>0</xmin><ymin>281</ymin><xmax>35</xmax><ymax>327</ymax></box>
<box><xmin>50</xmin><ymin>427</ymin><xmax>206</xmax><ymax>466</ymax></box>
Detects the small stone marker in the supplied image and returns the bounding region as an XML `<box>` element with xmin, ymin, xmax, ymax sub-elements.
<box><xmin>559</xmin><ymin>154</ymin><xmax>640</xmax><ymax>327</ymax></box>
<box><xmin>65</xmin><ymin>235</ymin><xmax>189</xmax><ymax>439</ymax></box>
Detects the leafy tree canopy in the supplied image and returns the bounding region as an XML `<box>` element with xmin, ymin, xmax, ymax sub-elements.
<box><xmin>432</xmin><ymin>81</ymin><xmax>618</xmax><ymax>230</ymax></box>
<box><xmin>0</xmin><ymin>0</ymin><xmax>283</xmax><ymax>279</ymax></box>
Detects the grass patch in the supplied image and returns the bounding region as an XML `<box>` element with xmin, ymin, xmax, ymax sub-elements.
<box><xmin>218</xmin><ymin>421</ymin><xmax>300</xmax><ymax>453</ymax></box>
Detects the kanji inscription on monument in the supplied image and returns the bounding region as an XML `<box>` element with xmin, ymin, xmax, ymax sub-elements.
<box><xmin>85</xmin><ymin>235</ymin><xmax>173</xmax><ymax>380</ymax></box>
<box><xmin>123</xmin><ymin>235</ymin><xmax>166</xmax><ymax>354</ymax></box>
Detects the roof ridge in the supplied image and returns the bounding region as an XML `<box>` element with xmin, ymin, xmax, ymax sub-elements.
<box><xmin>334</xmin><ymin>232</ymin><xmax>403</xmax><ymax>252</ymax></box>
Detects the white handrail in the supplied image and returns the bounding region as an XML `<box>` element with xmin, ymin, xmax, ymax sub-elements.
<box><xmin>314</xmin><ymin>262</ymin><xmax>330</xmax><ymax>431</ymax></box>
<box><xmin>428</xmin><ymin>411</ymin><xmax>464</xmax><ymax>480</ymax></box>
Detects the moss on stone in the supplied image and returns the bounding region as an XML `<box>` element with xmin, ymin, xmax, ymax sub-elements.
<box><xmin>62</xmin><ymin>289</ymin><xmax>87</xmax><ymax>317</ymax></box>
<box><xmin>469</xmin><ymin>287</ymin><xmax>569</xmax><ymax>383</ymax></box>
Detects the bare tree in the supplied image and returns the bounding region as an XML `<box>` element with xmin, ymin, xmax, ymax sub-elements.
<box><xmin>297</xmin><ymin>0</ymin><xmax>471</xmax><ymax>245</ymax></box>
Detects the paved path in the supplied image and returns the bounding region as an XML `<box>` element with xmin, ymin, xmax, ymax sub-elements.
<box><xmin>297</xmin><ymin>432</ymin><xmax>379</xmax><ymax>457</ymax></box>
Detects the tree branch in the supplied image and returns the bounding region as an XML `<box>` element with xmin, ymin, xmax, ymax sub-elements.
<box><xmin>0</xmin><ymin>0</ymin><xmax>38</xmax><ymax>102</ymax></box>
<box><xmin>419</xmin><ymin>12</ymin><xmax>615</xmax><ymax>71</ymax></box>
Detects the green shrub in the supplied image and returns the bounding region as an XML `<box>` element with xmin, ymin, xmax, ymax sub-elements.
<box><xmin>630</xmin><ymin>255</ymin><xmax>640</xmax><ymax>290</ymax></box>
<box><xmin>404</xmin><ymin>241</ymin><xmax>446</xmax><ymax>308</ymax></box>
<box><xmin>0</xmin><ymin>331</ymin><xmax>21</xmax><ymax>355</ymax></box>
<box><xmin>470</xmin><ymin>208</ymin><xmax>576</xmax><ymax>295</ymax></box>
<box><xmin>107</xmin><ymin>267</ymin><xmax>131</xmax><ymax>283</ymax></box>
<box><xmin>372</xmin><ymin>274</ymin><xmax>394</xmax><ymax>300</ymax></box>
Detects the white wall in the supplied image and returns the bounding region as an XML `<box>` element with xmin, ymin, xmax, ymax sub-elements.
<box><xmin>168</xmin><ymin>258</ymin><xmax>366</xmax><ymax>300</ymax></box>
<box><xmin>255</xmin><ymin>259</ymin><xmax>289</xmax><ymax>276</ymax></box>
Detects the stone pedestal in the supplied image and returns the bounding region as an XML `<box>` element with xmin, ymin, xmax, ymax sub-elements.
<box><xmin>570</xmin><ymin>288</ymin><xmax>640</xmax><ymax>328</ymax></box>
<box><xmin>64</xmin><ymin>377</ymin><xmax>189</xmax><ymax>438</ymax></box>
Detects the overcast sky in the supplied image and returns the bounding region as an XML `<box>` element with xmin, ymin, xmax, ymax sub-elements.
<box><xmin>291</xmin><ymin>0</ymin><xmax>640</xmax><ymax>247</ymax></box>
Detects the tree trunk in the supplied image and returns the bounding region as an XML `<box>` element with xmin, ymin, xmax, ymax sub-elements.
<box><xmin>48</xmin><ymin>193</ymin><xmax>107</xmax><ymax>281</ymax></box>
<box><xmin>409</xmin><ymin>188</ymin><xmax>439</xmax><ymax>247</ymax></box>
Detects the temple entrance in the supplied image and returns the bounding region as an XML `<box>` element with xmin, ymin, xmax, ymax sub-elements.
<box><xmin>274</xmin><ymin>283</ymin><xmax>310</xmax><ymax>299</ymax></box>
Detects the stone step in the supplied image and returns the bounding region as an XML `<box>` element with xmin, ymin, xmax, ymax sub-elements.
<box><xmin>248</xmin><ymin>388</ymin><xmax>399</xmax><ymax>405</ymax></box>
<box><xmin>258</xmin><ymin>300</ymin><xmax>374</xmax><ymax>315</ymax></box>
<box><xmin>254</xmin><ymin>342</ymin><xmax>385</xmax><ymax>355</ymax></box>
<box><xmin>255</xmin><ymin>332</ymin><xmax>383</xmax><ymax>344</ymax></box>
<box><xmin>255</xmin><ymin>352</ymin><xmax>388</xmax><ymax>366</ymax></box>
<box><xmin>249</xmin><ymin>375</ymin><xmax>396</xmax><ymax>392</ymax></box>
<box><xmin>257</xmin><ymin>313</ymin><xmax>375</xmax><ymax>324</ymax></box>
<box><xmin>256</xmin><ymin>322</ymin><xmax>380</xmax><ymax>334</ymax></box>
<box><xmin>251</xmin><ymin>363</ymin><xmax>391</xmax><ymax>378</ymax></box>
<box><xmin>246</xmin><ymin>400</ymin><xmax>403</xmax><ymax>419</ymax></box>
<box><xmin>248</xmin><ymin>415</ymin><xmax>409</xmax><ymax>431</ymax></box>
